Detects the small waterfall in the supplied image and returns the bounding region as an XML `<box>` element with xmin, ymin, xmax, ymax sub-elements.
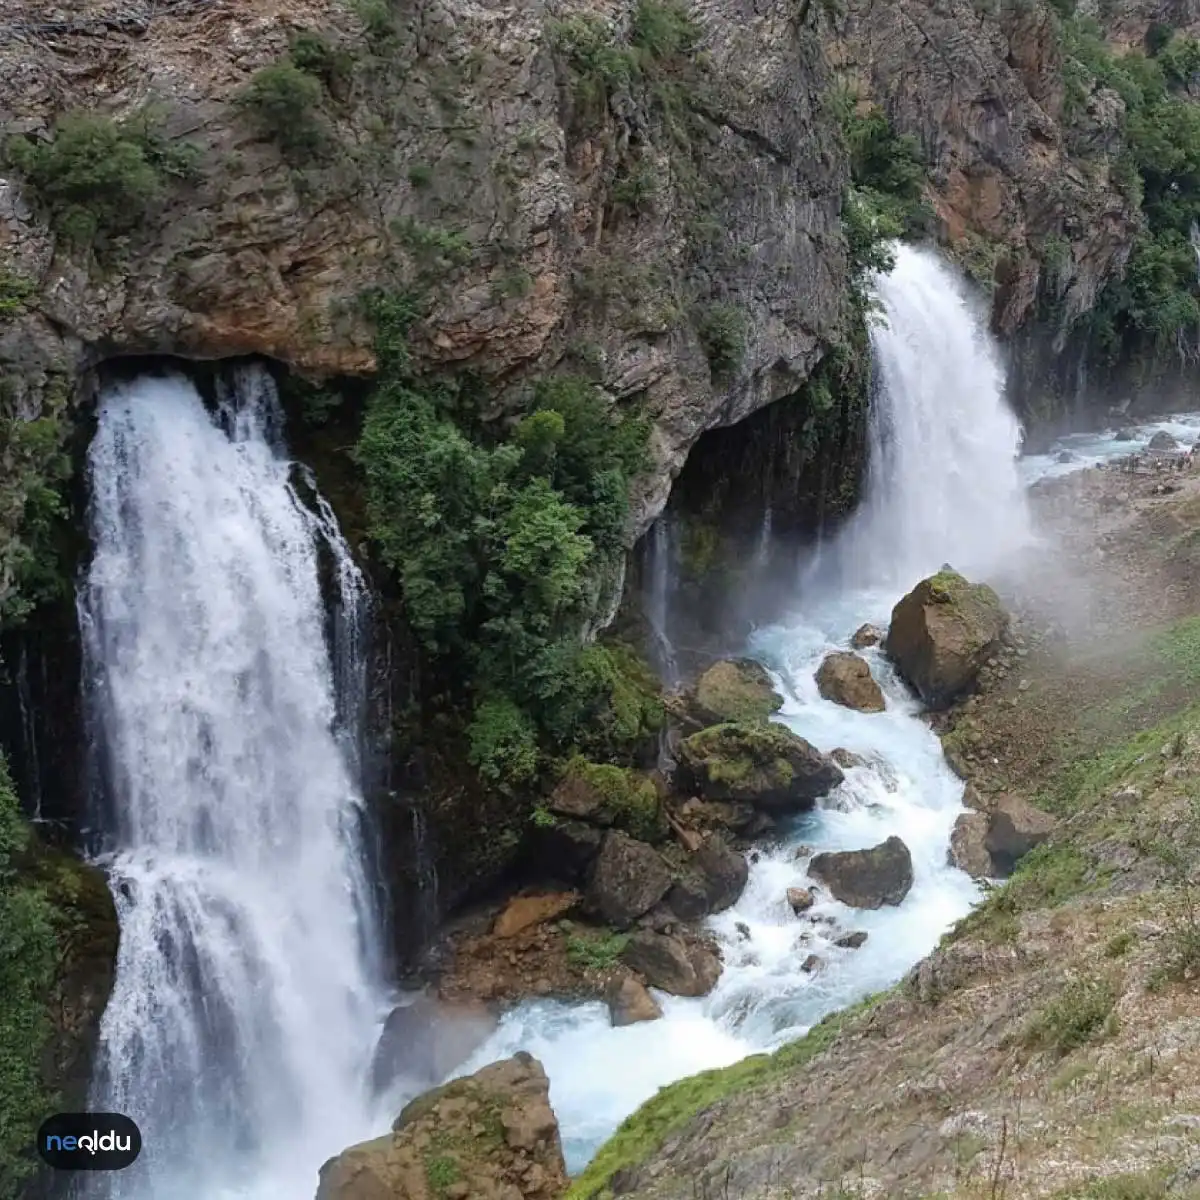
<box><xmin>751</xmin><ymin>506</ymin><xmax>773</xmax><ymax>574</ymax></box>
<box><xmin>81</xmin><ymin>366</ymin><xmax>386</xmax><ymax>1199</ymax></box>
<box><xmin>1191</xmin><ymin>221</ymin><xmax>1200</xmax><ymax>283</ymax></box>
<box><xmin>15</xmin><ymin>644</ymin><xmax>43</xmax><ymax>821</ymax></box>
<box><xmin>645</xmin><ymin>515</ymin><xmax>680</xmax><ymax>687</ymax></box>
<box><xmin>834</xmin><ymin>244</ymin><xmax>1031</xmax><ymax>589</ymax></box>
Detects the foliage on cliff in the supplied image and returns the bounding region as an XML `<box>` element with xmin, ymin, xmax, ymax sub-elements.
<box><xmin>357</xmin><ymin>294</ymin><xmax>657</xmax><ymax>785</ymax></box>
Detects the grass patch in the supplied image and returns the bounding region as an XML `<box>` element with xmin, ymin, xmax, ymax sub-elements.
<box><xmin>566</xmin><ymin>993</ymin><xmax>885</xmax><ymax>1199</ymax></box>
<box><xmin>1026</xmin><ymin>976</ymin><xmax>1118</xmax><ymax>1057</ymax></box>
<box><xmin>565</xmin><ymin>930</ymin><xmax>630</xmax><ymax>971</ymax></box>
<box><xmin>1049</xmin><ymin>1169</ymin><xmax>1175</xmax><ymax>1199</ymax></box>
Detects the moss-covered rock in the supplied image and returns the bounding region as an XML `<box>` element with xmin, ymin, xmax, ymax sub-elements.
<box><xmin>549</xmin><ymin>758</ymin><xmax>666</xmax><ymax>843</ymax></box>
<box><xmin>884</xmin><ymin>568</ymin><xmax>1008</xmax><ymax>708</ymax></box>
<box><xmin>675</xmin><ymin>722</ymin><xmax>843</xmax><ymax>812</ymax></box>
<box><xmin>691</xmin><ymin>658</ymin><xmax>783</xmax><ymax>723</ymax></box>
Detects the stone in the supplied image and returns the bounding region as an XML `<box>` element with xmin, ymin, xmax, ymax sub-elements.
<box><xmin>885</xmin><ymin>570</ymin><xmax>1009</xmax><ymax>708</ymax></box>
<box><xmin>851</xmin><ymin>623</ymin><xmax>884</xmax><ymax>649</ymax></box>
<box><xmin>1056</xmin><ymin>449</ymin><xmax>1078</xmax><ymax>463</ymax></box>
<box><xmin>622</xmin><ymin>929</ymin><xmax>723</xmax><ymax>997</ymax></box>
<box><xmin>801</xmin><ymin>953</ymin><xmax>824</xmax><ymax>973</ymax></box>
<box><xmin>948</xmin><ymin>796</ymin><xmax>1056</xmax><ymax>878</ymax></box>
<box><xmin>815</xmin><ymin>651</ymin><xmax>886</xmax><ymax>712</ymax></box>
<box><xmin>1115</xmin><ymin>427</ymin><xmax>1136</xmax><ymax>441</ymax></box>
<box><xmin>1149</xmin><ymin>430</ymin><xmax>1179</xmax><ymax>451</ymax></box>
<box><xmin>787</xmin><ymin>886</ymin><xmax>815</xmax><ymax>914</ymax></box>
<box><xmin>830</xmin><ymin>748</ymin><xmax>867</xmax><ymax>769</ymax></box>
<box><xmin>492</xmin><ymin>892</ymin><xmax>578</xmax><ymax>938</ymax></box>
<box><xmin>948</xmin><ymin>812</ymin><xmax>994</xmax><ymax>879</ymax></box>
<box><xmin>667</xmin><ymin>835</ymin><xmax>749</xmax><ymax>920</ymax></box>
<box><xmin>529</xmin><ymin>819</ymin><xmax>603</xmax><ymax>885</ymax></box>
<box><xmin>676</xmin><ymin>722</ymin><xmax>844</xmax><ymax>812</ymax></box>
<box><xmin>835</xmin><ymin>931</ymin><xmax>869</xmax><ymax>949</ymax></box>
<box><xmin>319</xmin><ymin>1054</ymin><xmax>566</xmax><ymax>1200</ymax></box>
<box><xmin>368</xmin><ymin>992</ymin><xmax>499</xmax><ymax>1095</ymax></box>
<box><xmin>605</xmin><ymin>975</ymin><xmax>663</xmax><ymax>1026</ymax></box>
<box><xmin>548</xmin><ymin>761</ymin><xmax>664</xmax><ymax>841</ymax></box>
<box><xmin>586</xmin><ymin>831</ymin><xmax>673</xmax><ymax>929</ymax></box>
<box><xmin>809</xmin><ymin>837</ymin><xmax>914</xmax><ymax>908</ymax></box>
<box><xmin>692</xmin><ymin>658</ymin><xmax>784</xmax><ymax>723</ymax></box>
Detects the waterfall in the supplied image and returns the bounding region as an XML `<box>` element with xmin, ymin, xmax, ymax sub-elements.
<box><xmin>832</xmin><ymin>244</ymin><xmax>1031</xmax><ymax>590</ymax></box>
<box><xmin>80</xmin><ymin>366</ymin><xmax>385</xmax><ymax>1199</ymax></box>
<box><xmin>751</xmin><ymin>505</ymin><xmax>773</xmax><ymax>574</ymax></box>
<box><xmin>645</xmin><ymin>515</ymin><xmax>679</xmax><ymax>687</ymax></box>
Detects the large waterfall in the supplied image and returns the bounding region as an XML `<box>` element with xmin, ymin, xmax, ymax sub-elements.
<box><xmin>80</xmin><ymin>368</ymin><xmax>385</xmax><ymax>1198</ymax></box>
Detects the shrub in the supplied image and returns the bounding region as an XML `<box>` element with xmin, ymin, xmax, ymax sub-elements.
<box><xmin>467</xmin><ymin>696</ymin><xmax>541</xmax><ymax>786</ymax></box>
<box><xmin>237</xmin><ymin>63</ymin><xmax>327</xmax><ymax>162</ymax></box>
<box><xmin>0</xmin><ymin>270</ymin><xmax>35</xmax><ymax>319</ymax></box>
<box><xmin>696</xmin><ymin>302</ymin><xmax>747</xmax><ymax>374</ymax></box>
<box><xmin>565</xmin><ymin>929</ymin><xmax>630</xmax><ymax>970</ymax></box>
<box><xmin>1027</xmin><ymin>976</ymin><xmax>1118</xmax><ymax>1056</ymax></box>
<box><xmin>630</xmin><ymin>0</ymin><xmax>699</xmax><ymax>60</ymax></box>
<box><xmin>289</xmin><ymin>30</ymin><xmax>353</xmax><ymax>93</ymax></box>
<box><xmin>407</xmin><ymin>163</ymin><xmax>433</xmax><ymax>188</ymax></box>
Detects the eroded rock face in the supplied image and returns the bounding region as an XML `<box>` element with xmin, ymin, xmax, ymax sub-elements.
<box><xmin>318</xmin><ymin>1053</ymin><xmax>566</xmax><ymax>1200</ymax></box>
<box><xmin>885</xmin><ymin>571</ymin><xmax>1008</xmax><ymax>708</ymax></box>
<box><xmin>586</xmin><ymin>831</ymin><xmax>672</xmax><ymax>929</ymax></box>
<box><xmin>809</xmin><ymin>836</ymin><xmax>914</xmax><ymax>909</ymax></box>
<box><xmin>676</xmin><ymin>722</ymin><xmax>844</xmax><ymax>812</ymax></box>
<box><xmin>815</xmin><ymin>651</ymin><xmax>886</xmax><ymax>713</ymax></box>
<box><xmin>691</xmin><ymin>659</ymin><xmax>783</xmax><ymax>724</ymax></box>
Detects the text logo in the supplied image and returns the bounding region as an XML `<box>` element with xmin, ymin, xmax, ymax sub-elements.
<box><xmin>37</xmin><ymin>1113</ymin><xmax>142</xmax><ymax>1171</ymax></box>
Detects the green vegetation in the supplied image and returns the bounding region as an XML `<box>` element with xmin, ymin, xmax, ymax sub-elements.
<box><xmin>1027</xmin><ymin>976</ymin><xmax>1118</xmax><ymax>1056</ymax></box>
<box><xmin>288</xmin><ymin>30</ymin><xmax>353</xmax><ymax>94</ymax></box>
<box><xmin>425</xmin><ymin>1153</ymin><xmax>460</xmax><ymax>1194</ymax></box>
<box><xmin>565</xmin><ymin>929</ymin><xmax>631</xmax><ymax>971</ymax></box>
<box><xmin>0</xmin><ymin>269</ymin><xmax>35</xmax><ymax>320</ymax></box>
<box><xmin>561</xmin><ymin>758</ymin><xmax>665</xmax><ymax>841</ymax></box>
<box><xmin>0</xmin><ymin>754</ymin><xmax>58</xmax><ymax>1194</ymax></box>
<box><xmin>566</xmin><ymin>992</ymin><xmax>885</xmax><ymax>1199</ymax></box>
<box><xmin>237</xmin><ymin>62</ymin><xmax>328</xmax><ymax>163</ymax></box>
<box><xmin>392</xmin><ymin>218</ymin><xmax>473</xmax><ymax>270</ymax></box>
<box><xmin>5</xmin><ymin>110</ymin><xmax>198</xmax><ymax>252</ymax></box>
<box><xmin>356</xmin><ymin>293</ymin><xmax>653</xmax><ymax>787</ymax></box>
<box><xmin>695</xmin><ymin>302</ymin><xmax>748</xmax><ymax>375</ymax></box>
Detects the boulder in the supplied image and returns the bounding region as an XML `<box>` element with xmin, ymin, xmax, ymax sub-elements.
<box><xmin>586</xmin><ymin>831</ymin><xmax>672</xmax><ymax>929</ymax></box>
<box><xmin>800</xmin><ymin>953</ymin><xmax>824</xmax><ymax>974</ymax></box>
<box><xmin>1056</xmin><ymin>449</ymin><xmax>1078</xmax><ymax>464</ymax></box>
<box><xmin>605</xmin><ymin>975</ymin><xmax>663</xmax><ymax>1026</ymax></box>
<box><xmin>621</xmin><ymin>929</ymin><xmax>722</xmax><ymax>996</ymax></box>
<box><xmin>1149</xmin><ymin>430</ymin><xmax>1179</xmax><ymax>451</ymax></box>
<box><xmin>815</xmin><ymin>652</ymin><xmax>886</xmax><ymax>713</ymax></box>
<box><xmin>549</xmin><ymin>759</ymin><xmax>665</xmax><ymax>842</ymax></box>
<box><xmin>830</xmin><ymin>748</ymin><xmax>867</xmax><ymax>770</ymax></box>
<box><xmin>529</xmin><ymin>819</ymin><xmax>602</xmax><ymax>885</ymax></box>
<box><xmin>949</xmin><ymin>795</ymin><xmax>1057</xmax><ymax>879</ymax></box>
<box><xmin>666</xmin><ymin>835</ymin><xmax>749</xmax><ymax>921</ymax></box>
<box><xmin>809</xmin><ymin>837</ymin><xmax>914</xmax><ymax>909</ymax></box>
<box><xmin>885</xmin><ymin>570</ymin><xmax>1008</xmax><ymax>708</ymax></box>
<box><xmin>948</xmin><ymin>811</ymin><xmax>993</xmax><ymax>879</ymax></box>
<box><xmin>787</xmin><ymin>886</ymin><xmax>815</xmax><ymax>914</ymax></box>
<box><xmin>1114</xmin><ymin>427</ymin><xmax>1136</xmax><ymax>441</ymax></box>
<box><xmin>676</xmin><ymin>722</ymin><xmax>843</xmax><ymax>812</ymax></box>
<box><xmin>492</xmin><ymin>891</ymin><xmax>578</xmax><ymax>938</ymax></box>
<box><xmin>319</xmin><ymin>1053</ymin><xmax>566</xmax><ymax>1200</ymax></box>
<box><xmin>851</xmin><ymin>623</ymin><xmax>884</xmax><ymax>649</ymax></box>
<box><xmin>692</xmin><ymin>658</ymin><xmax>784</xmax><ymax>723</ymax></box>
<box><xmin>677</xmin><ymin>798</ymin><xmax>772</xmax><ymax>838</ymax></box>
<box><xmin>835</xmin><ymin>931</ymin><xmax>869</xmax><ymax>949</ymax></box>
<box><xmin>368</xmin><ymin>992</ymin><xmax>498</xmax><ymax>1095</ymax></box>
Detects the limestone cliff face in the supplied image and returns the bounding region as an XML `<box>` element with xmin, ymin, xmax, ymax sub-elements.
<box><xmin>829</xmin><ymin>0</ymin><xmax>1139</xmax><ymax>339</ymax></box>
<box><xmin>0</xmin><ymin>0</ymin><xmax>851</xmax><ymax>542</ymax></box>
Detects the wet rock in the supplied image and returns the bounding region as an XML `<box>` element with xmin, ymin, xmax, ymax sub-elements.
<box><xmin>809</xmin><ymin>837</ymin><xmax>914</xmax><ymax>909</ymax></box>
<box><xmin>622</xmin><ymin>929</ymin><xmax>722</xmax><ymax>996</ymax></box>
<box><xmin>1115</xmin><ymin>427</ymin><xmax>1136</xmax><ymax>441</ymax></box>
<box><xmin>885</xmin><ymin>570</ymin><xmax>1008</xmax><ymax>708</ymax></box>
<box><xmin>815</xmin><ymin>651</ymin><xmax>886</xmax><ymax>713</ymax></box>
<box><xmin>319</xmin><ymin>1053</ymin><xmax>566</xmax><ymax>1200</ymax></box>
<box><xmin>1056</xmin><ymin>449</ymin><xmax>1078</xmax><ymax>463</ymax></box>
<box><xmin>787</xmin><ymin>886</ymin><xmax>815</xmax><ymax>914</ymax></box>
<box><xmin>493</xmin><ymin>892</ymin><xmax>578</xmax><ymax>938</ymax></box>
<box><xmin>801</xmin><ymin>953</ymin><xmax>824</xmax><ymax>973</ymax></box>
<box><xmin>851</xmin><ymin>623</ymin><xmax>884</xmax><ymax>649</ymax></box>
<box><xmin>368</xmin><ymin>993</ymin><xmax>498</xmax><ymax>1094</ymax></box>
<box><xmin>586</xmin><ymin>831</ymin><xmax>673</xmax><ymax>929</ymax></box>
<box><xmin>736</xmin><ymin>921</ymin><xmax>752</xmax><ymax>941</ymax></box>
<box><xmin>1149</xmin><ymin>430</ymin><xmax>1179</xmax><ymax>451</ymax></box>
<box><xmin>692</xmin><ymin>658</ymin><xmax>784</xmax><ymax>723</ymax></box>
<box><xmin>676</xmin><ymin>722</ymin><xmax>844</xmax><ymax>812</ymax></box>
<box><xmin>667</xmin><ymin>835</ymin><xmax>749</xmax><ymax>920</ymax></box>
<box><xmin>605</xmin><ymin>975</ymin><xmax>663</xmax><ymax>1026</ymax></box>
<box><xmin>830</xmin><ymin>748</ymin><xmax>867</xmax><ymax>769</ymax></box>
<box><xmin>835</xmin><ymin>931</ymin><xmax>869</xmax><ymax>949</ymax></box>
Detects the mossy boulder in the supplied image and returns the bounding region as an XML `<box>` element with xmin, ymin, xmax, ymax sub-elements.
<box><xmin>318</xmin><ymin>1052</ymin><xmax>567</xmax><ymax>1200</ymax></box>
<box><xmin>675</xmin><ymin>722</ymin><xmax>843</xmax><ymax>812</ymax></box>
<box><xmin>885</xmin><ymin>569</ymin><xmax>1008</xmax><ymax>708</ymax></box>
<box><xmin>549</xmin><ymin>758</ymin><xmax>666</xmax><ymax>843</ymax></box>
<box><xmin>691</xmin><ymin>659</ymin><xmax>783</xmax><ymax>723</ymax></box>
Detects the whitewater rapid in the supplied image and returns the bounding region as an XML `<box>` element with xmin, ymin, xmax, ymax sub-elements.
<box><xmin>81</xmin><ymin>368</ymin><xmax>389</xmax><ymax>1198</ymax></box>
<box><xmin>461</xmin><ymin>245</ymin><xmax>1032</xmax><ymax>1172</ymax></box>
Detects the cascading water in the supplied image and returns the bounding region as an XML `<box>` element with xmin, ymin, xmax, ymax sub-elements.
<box><xmin>80</xmin><ymin>367</ymin><xmax>386</xmax><ymax>1199</ymax></box>
<box><xmin>461</xmin><ymin>245</ymin><xmax>1028</xmax><ymax>1173</ymax></box>
<box><xmin>645</xmin><ymin>515</ymin><xmax>680</xmax><ymax>687</ymax></box>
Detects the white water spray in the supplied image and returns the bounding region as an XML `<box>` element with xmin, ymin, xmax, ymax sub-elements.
<box><xmin>835</xmin><ymin>244</ymin><xmax>1031</xmax><ymax>588</ymax></box>
<box><xmin>645</xmin><ymin>515</ymin><xmax>680</xmax><ymax>686</ymax></box>
<box><xmin>81</xmin><ymin>368</ymin><xmax>386</xmax><ymax>1199</ymax></box>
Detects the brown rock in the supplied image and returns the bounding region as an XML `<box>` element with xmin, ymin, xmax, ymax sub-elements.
<box><xmin>622</xmin><ymin>929</ymin><xmax>723</xmax><ymax>997</ymax></box>
<box><xmin>787</xmin><ymin>886</ymin><xmax>815</xmax><ymax>914</ymax></box>
<box><xmin>885</xmin><ymin>571</ymin><xmax>1008</xmax><ymax>709</ymax></box>
<box><xmin>801</xmin><ymin>953</ymin><xmax>824</xmax><ymax>973</ymax></box>
<box><xmin>369</xmin><ymin>993</ymin><xmax>497</xmax><ymax>1094</ymax></box>
<box><xmin>815</xmin><ymin>652</ymin><xmax>886</xmax><ymax>713</ymax></box>
<box><xmin>835</xmin><ymin>931</ymin><xmax>869</xmax><ymax>949</ymax></box>
<box><xmin>319</xmin><ymin>1054</ymin><xmax>566</xmax><ymax>1200</ymax></box>
<box><xmin>948</xmin><ymin>812</ymin><xmax>994</xmax><ymax>879</ymax></box>
<box><xmin>809</xmin><ymin>837</ymin><xmax>914</xmax><ymax>909</ymax></box>
<box><xmin>666</xmin><ymin>835</ymin><xmax>749</xmax><ymax>921</ymax></box>
<box><xmin>949</xmin><ymin>795</ymin><xmax>1056</xmax><ymax>879</ymax></box>
<box><xmin>586</xmin><ymin>831</ymin><xmax>672</xmax><ymax>929</ymax></box>
<box><xmin>493</xmin><ymin>892</ymin><xmax>579</xmax><ymax>939</ymax></box>
<box><xmin>830</xmin><ymin>748</ymin><xmax>867</xmax><ymax>770</ymax></box>
<box><xmin>851</xmin><ymin>623</ymin><xmax>885</xmax><ymax>649</ymax></box>
<box><xmin>605</xmin><ymin>975</ymin><xmax>663</xmax><ymax>1026</ymax></box>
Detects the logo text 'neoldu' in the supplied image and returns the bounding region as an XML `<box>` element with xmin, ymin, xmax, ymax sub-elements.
<box><xmin>37</xmin><ymin>1113</ymin><xmax>142</xmax><ymax>1171</ymax></box>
